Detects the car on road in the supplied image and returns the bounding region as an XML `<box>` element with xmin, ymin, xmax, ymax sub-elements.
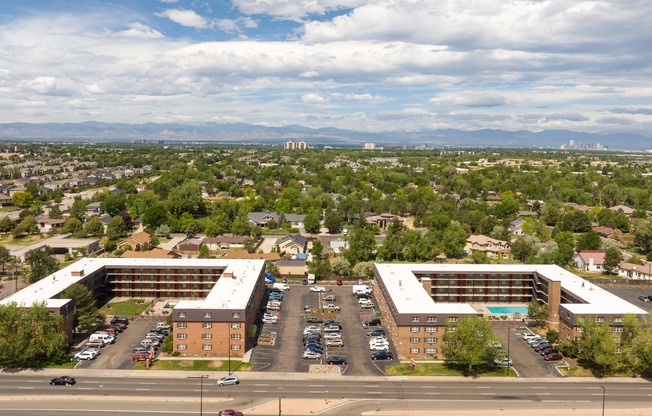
<box><xmin>323</xmin><ymin>304</ymin><xmax>341</xmax><ymax>311</ymax></box>
<box><xmin>367</xmin><ymin>329</ymin><xmax>386</xmax><ymax>337</ymax></box>
<box><xmin>50</xmin><ymin>376</ymin><xmax>76</xmax><ymax>386</ymax></box>
<box><xmin>326</xmin><ymin>356</ymin><xmax>348</xmax><ymax>365</ymax></box>
<box><xmin>493</xmin><ymin>358</ymin><xmax>513</xmax><ymax>367</ymax></box>
<box><xmin>217</xmin><ymin>410</ymin><xmax>244</xmax><ymax>416</ymax></box>
<box><xmin>306</xmin><ymin>316</ymin><xmax>323</xmax><ymax>323</ymax></box>
<box><xmin>324</xmin><ymin>294</ymin><xmax>337</xmax><ymax>302</ymax></box>
<box><xmin>326</xmin><ymin>339</ymin><xmax>344</xmax><ymax>347</ymax></box>
<box><xmin>544</xmin><ymin>352</ymin><xmax>564</xmax><ymax>361</ymax></box>
<box><xmin>371</xmin><ymin>351</ymin><xmax>393</xmax><ymax>360</ymax></box>
<box><xmin>302</xmin><ymin>350</ymin><xmax>322</xmax><ymax>359</ymax></box>
<box><xmin>310</xmin><ymin>286</ymin><xmax>327</xmax><ymax>292</ymax></box>
<box><xmin>217</xmin><ymin>375</ymin><xmax>240</xmax><ymax>386</ymax></box>
<box><xmin>336</xmin><ymin>279</ymin><xmax>343</xmax><ymax>286</ymax></box>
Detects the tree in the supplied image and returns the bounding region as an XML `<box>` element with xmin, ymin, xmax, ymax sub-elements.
<box><xmin>12</xmin><ymin>215</ymin><xmax>39</xmax><ymax>236</ymax></box>
<box><xmin>603</xmin><ymin>246</ymin><xmax>623</xmax><ymax>274</ymax></box>
<box><xmin>510</xmin><ymin>236</ymin><xmax>539</xmax><ymax>263</ymax></box>
<box><xmin>106</xmin><ymin>216</ymin><xmax>127</xmax><ymax>240</ymax></box>
<box><xmin>303</xmin><ymin>211</ymin><xmax>321</xmax><ymax>234</ymax></box>
<box><xmin>25</xmin><ymin>246</ymin><xmax>59</xmax><ymax>284</ymax></box>
<box><xmin>578</xmin><ymin>317</ymin><xmax>621</xmax><ymax>375</ymax></box>
<box><xmin>634</xmin><ymin>219</ymin><xmax>652</xmax><ymax>255</ymax></box>
<box><xmin>344</xmin><ymin>224</ymin><xmax>377</xmax><ymax>265</ymax></box>
<box><xmin>442</xmin><ymin>316</ymin><xmax>503</xmax><ymax>373</ymax></box>
<box><xmin>0</xmin><ymin>216</ymin><xmax>16</xmax><ymax>233</ymax></box>
<box><xmin>330</xmin><ymin>257</ymin><xmax>351</xmax><ymax>276</ymax></box>
<box><xmin>576</xmin><ymin>232</ymin><xmax>601</xmax><ymax>251</ymax></box>
<box><xmin>150</xmin><ymin>235</ymin><xmax>160</xmax><ymax>248</ymax></box>
<box><xmin>155</xmin><ymin>224</ymin><xmax>171</xmax><ymax>238</ymax></box>
<box><xmin>62</xmin><ymin>218</ymin><xmax>83</xmax><ymax>236</ymax></box>
<box><xmin>11</xmin><ymin>191</ymin><xmax>34</xmax><ymax>208</ymax></box>
<box><xmin>62</xmin><ymin>284</ymin><xmax>98</xmax><ymax>333</ymax></box>
<box><xmin>324</xmin><ymin>210</ymin><xmax>343</xmax><ymax>234</ymax></box>
<box><xmin>0</xmin><ymin>302</ymin><xmax>69</xmax><ymax>367</ymax></box>
<box><xmin>143</xmin><ymin>202</ymin><xmax>170</xmax><ymax>229</ymax></box>
<box><xmin>83</xmin><ymin>217</ymin><xmax>104</xmax><ymax>237</ymax></box>
<box><xmin>100</xmin><ymin>193</ymin><xmax>127</xmax><ymax>217</ymax></box>
<box><xmin>527</xmin><ymin>300</ymin><xmax>550</xmax><ymax>326</ymax></box>
<box><xmin>440</xmin><ymin>222</ymin><xmax>467</xmax><ymax>258</ymax></box>
<box><xmin>0</xmin><ymin>245</ymin><xmax>12</xmax><ymax>275</ymax></box>
<box><xmin>352</xmin><ymin>261</ymin><xmax>375</xmax><ymax>277</ymax></box>
<box><xmin>198</xmin><ymin>244</ymin><xmax>211</xmax><ymax>258</ymax></box>
<box><xmin>167</xmin><ymin>181</ymin><xmax>204</xmax><ymax>216</ymax></box>
<box><xmin>68</xmin><ymin>197</ymin><xmax>88</xmax><ymax>221</ymax></box>
<box><xmin>243</xmin><ymin>237</ymin><xmax>258</xmax><ymax>253</ymax></box>
<box><xmin>48</xmin><ymin>205</ymin><xmax>63</xmax><ymax>219</ymax></box>
<box><xmin>185</xmin><ymin>223</ymin><xmax>200</xmax><ymax>238</ymax></box>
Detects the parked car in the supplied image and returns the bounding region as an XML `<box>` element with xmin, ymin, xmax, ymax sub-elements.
<box><xmin>639</xmin><ymin>295</ymin><xmax>650</xmax><ymax>302</ymax></box>
<box><xmin>363</xmin><ymin>318</ymin><xmax>381</xmax><ymax>327</ymax></box>
<box><xmin>494</xmin><ymin>358</ymin><xmax>513</xmax><ymax>367</ymax></box>
<box><xmin>324</xmin><ymin>294</ymin><xmax>337</xmax><ymax>302</ymax></box>
<box><xmin>85</xmin><ymin>341</ymin><xmax>105</xmax><ymax>348</ymax></box>
<box><xmin>132</xmin><ymin>347</ymin><xmax>149</xmax><ymax>354</ymax></box>
<box><xmin>132</xmin><ymin>352</ymin><xmax>150</xmax><ymax>361</ymax></box>
<box><xmin>533</xmin><ymin>343</ymin><xmax>552</xmax><ymax>352</ymax></box>
<box><xmin>303</xmin><ymin>338</ymin><xmax>322</xmax><ymax>346</ymax></box>
<box><xmin>303</xmin><ymin>325</ymin><xmax>321</xmax><ymax>334</ymax></box>
<box><xmin>325</xmin><ymin>320</ymin><xmax>342</xmax><ymax>327</ymax></box>
<box><xmin>540</xmin><ymin>347</ymin><xmax>559</xmax><ymax>356</ymax></box>
<box><xmin>217</xmin><ymin>375</ymin><xmax>240</xmax><ymax>386</ymax></box>
<box><xmin>324</xmin><ymin>332</ymin><xmax>342</xmax><ymax>340</ymax></box>
<box><xmin>323</xmin><ymin>304</ymin><xmax>341</xmax><ymax>311</ymax></box>
<box><xmin>50</xmin><ymin>376</ymin><xmax>76</xmax><ymax>386</ymax></box>
<box><xmin>304</xmin><ymin>345</ymin><xmax>324</xmax><ymax>354</ymax></box>
<box><xmin>336</xmin><ymin>279</ymin><xmax>343</xmax><ymax>285</ymax></box>
<box><xmin>74</xmin><ymin>350</ymin><xmax>97</xmax><ymax>360</ymax></box>
<box><xmin>310</xmin><ymin>286</ymin><xmax>326</xmax><ymax>292</ymax></box>
<box><xmin>217</xmin><ymin>410</ymin><xmax>244</xmax><ymax>416</ymax></box>
<box><xmin>326</xmin><ymin>356</ymin><xmax>348</xmax><ymax>365</ymax></box>
<box><xmin>156</xmin><ymin>322</ymin><xmax>171</xmax><ymax>330</ymax></box>
<box><xmin>326</xmin><ymin>339</ymin><xmax>345</xmax><ymax>347</ymax></box>
<box><xmin>304</xmin><ymin>305</ymin><xmax>316</xmax><ymax>312</ymax></box>
<box><xmin>301</xmin><ymin>279</ymin><xmax>309</xmax><ymax>285</ymax></box>
<box><xmin>369</xmin><ymin>344</ymin><xmax>390</xmax><ymax>352</ymax></box>
<box><xmin>262</xmin><ymin>316</ymin><xmax>278</xmax><ymax>324</ymax></box>
<box><xmin>522</xmin><ymin>333</ymin><xmax>541</xmax><ymax>341</ymax></box>
<box><xmin>306</xmin><ymin>316</ymin><xmax>323</xmax><ymax>323</ymax></box>
<box><xmin>360</xmin><ymin>302</ymin><xmax>375</xmax><ymax>309</ymax></box>
<box><xmin>324</xmin><ymin>324</ymin><xmax>342</xmax><ymax>332</ymax></box>
<box><xmin>544</xmin><ymin>352</ymin><xmax>564</xmax><ymax>361</ymax></box>
<box><xmin>302</xmin><ymin>350</ymin><xmax>322</xmax><ymax>359</ymax></box>
<box><xmin>371</xmin><ymin>351</ymin><xmax>393</xmax><ymax>360</ymax></box>
<box><xmin>367</xmin><ymin>329</ymin><xmax>386</xmax><ymax>337</ymax></box>
<box><xmin>111</xmin><ymin>317</ymin><xmax>129</xmax><ymax>325</ymax></box>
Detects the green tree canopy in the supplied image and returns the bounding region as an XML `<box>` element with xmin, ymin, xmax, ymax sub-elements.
<box><xmin>106</xmin><ymin>215</ymin><xmax>128</xmax><ymax>240</ymax></box>
<box><xmin>527</xmin><ymin>300</ymin><xmax>550</xmax><ymax>326</ymax></box>
<box><xmin>12</xmin><ymin>215</ymin><xmax>39</xmax><ymax>236</ymax></box>
<box><xmin>303</xmin><ymin>211</ymin><xmax>321</xmax><ymax>234</ymax></box>
<box><xmin>11</xmin><ymin>191</ymin><xmax>34</xmax><ymax>208</ymax></box>
<box><xmin>0</xmin><ymin>216</ymin><xmax>16</xmax><ymax>233</ymax></box>
<box><xmin>603</xmin><ymin>246</ymin><xmax>623</xmax><ymax>274</ymax></box>
<box><xmin>62</xmin><ymin>218</ymin><xmax>83</xmax><ymax>236</ymax></box>
<box><xmin>62</xmin><ymin>283</ymin><xmax>98</xmax><ymax>333</ymax></box>
<box><xmin>25</xmin><ymin>246</ymin><xmax>59</xmax><ymax>284</ymax></box>
<box><xmin>330</xmin><ymin>257</ymin><xmax>351</xmax><ymax>276</ymax></box>
<box><xmin>578</xmin><ymin>317</ymin><xmax>621</xmax><ymax>375</ymax></box>
<box><xmin>442</xmin><ymin>316</ymin><xmax>503</xmax><ymax>373</ymax></box>
<box><xmin>83</xmin><ymin>217</ymin><xmax>104</xmax><ymax>237</ymax></box>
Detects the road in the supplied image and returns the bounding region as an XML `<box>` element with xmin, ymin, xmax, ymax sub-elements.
<box><xmin>1</xmin><ymin>373</ymin><xmax>650</xmax><ymax>415</ymax></box>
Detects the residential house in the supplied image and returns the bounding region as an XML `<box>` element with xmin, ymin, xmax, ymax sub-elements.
<box><xmin>276</xmin><ymin>260</ymin><xmax>307</xmax><ymax>277</ymax></box>
<box><xmin>248</xmin><ymin>211</ymin><xmax>278</xmax><ymax>227</ymax></box>
<box><xmin>284</xmin><ymin>214</ymin><xmax>307</xmax><ymax>229</ymax></box>
<box><xmin>592</xmin><ymin>226</ymin><xmax>615</xmax><ymax>238</ymax></box>
<box><xmin>464</xmin><ymin>235</ymin><xmax>511</xmax><ymax>259</ymax></box>
<box><xmin>509</xmin><ymin>218</ymin><xmax>525</xmax><ymax>236</ymax></box>
<box><xmin>574</xmin><ymin>250</ymin><xmax>606</xmax><ymax>273</ymax></box>
<box><xmin>609</xmin><ymin>205</ymin><xmax>635</xmax><ymax>216</ymax></box>
<box><xmin>0</xmin><ymin>193</ymin><xmax>12</xmax><ymax>206</ymax></box>
<box><xmin>117</xmin><ymin>231</ymin><xmax>152</xmax><ymax>252</ymax></box>
<box><xmin>176</xmin><ymin>238</ymin><xmax>204</xmax><ymax>254</ymax></box>
<box><xmin>202</xmin><ymin>235</ymin><xmax>248</xmax><ymax>250</ymax></box>
<box><xmin>275</xmin><ymin>234</ymin><xmax>307</xmax><ymax>255</ymax></box>
<box><xmin>37</xmin><ymin>217</ymin><xmax>66</xmax><ymax>233</ymax></box>
<box><xmin>85</xmin><ymin>202</ymin><xmax>103</xmax><ymax>217</ymax></box>
<box><xmin>618</xmin><ymin>262</ymin><xmax>652</xmax><ymax>281</ymax></box>
<box><xmin>365</xmin><ymin>213</ymin><xmax>404</xmax><ymax>230</ymax></box>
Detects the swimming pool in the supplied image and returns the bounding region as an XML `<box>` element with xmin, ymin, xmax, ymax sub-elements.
<box><xmin>486</xmin><ymin>306</ymin><xmax>528</xmax><ymax>315</ymax></box>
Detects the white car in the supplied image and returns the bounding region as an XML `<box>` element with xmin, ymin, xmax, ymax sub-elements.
<box><xmin>358</xmin><ymin>297</ymin><xmax>373</xmax><ymax>304</ymax></box>
<box><xmin>522</xmin><ymin>333</ymin><xmax>540</xmax><ymax>341</ymax></box>
<box><xmin>303</xmin><ymin>326</ymin><xmax>321</xmax><ymax>334</ymax></box>
<box><xmin>324</xmin><ymin>332</ymin><xmax>342</xmax><ymax>340</ymax></box>
<box><xmin>262</xmin><ymin>316</ymin><xmax>278</xmax><ymax>324</ymax></box>
<box><xmin>326</xmin><ymin>339</ymin><xmax>345</xmax><ymax>347</ymax></box>
<box><xmin>302</xmin><ymin>350</ymin><xmax>322</xmax><ymax>359</ymax></box>
<box><xmin>156</xmin><ymin>322</ymin><xmax>171</xmax><ymax>330</ymax></box>
<box><xmin>360</xmin><ymin>303</ymin><xmax>375</xmax><ymax>309</ymax></box>
<box><xmin>369</xmin><ymin>339</ymin><xmax>390</xmax><ymax>347</ymax></box>
<box><xmin>324</xmin><ymin>294</ymin><xmax>337</xmax><ymax>302</ymax></box>
<box><xmin>323</xmin><ymin>304</ymin><xmax>340</xmax><ymax>311</ymax></box>
<box><xmin>217</xmin><ymin>375</ymin><xmax>240</xmax><ymax>386</ymax></box>
<box><xmin>369</xmin><ymin>344</ymin><xmax>390</xmax><ymax>352</ymax></box>
<box><xmin>74</xmin><ymin>350</ymin><xmax>97</xmax><ymax>360</ymax></box>
<box><xmin>141</xmin><ymin>339</ymin><xmax>160</xmax><ymax>347</ymax></box>
<box><xmin>310</xmin><ymin>286</ymin><xmax>326</xmax><ymax>292</ymax></box>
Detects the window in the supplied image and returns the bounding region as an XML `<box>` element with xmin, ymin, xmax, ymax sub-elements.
<box><xmin>411</xmin><ymin>316</ymin><xmax>420</xmax><ymax>323</ymax></box>
<box><xmin>177</xmin><ymin>333</ymin><xmax>187</xmax><ymax>339</ymax></box>
<box><xmin>410</xmin><ymin>326</ymin><xmax>420</xmax><ymax>333</ymax></box>
<box><xmin>231</xmin><ymin>323</ymin><xmax>241</xmax><ymax>329</ymax></box>
<box><xmin>178</xmin><ymin>312</ymin><xmax>186</xmax><ymax>318</ymax></box>
<box><xmin>447</xmin><ymin>317</ymin><xmax>458</xmax><ymax>322</ymax></box>
<box><xmin>613</xmin><ymin>327</ymin><xmax>623</xmax><ymax>333</ymax></box>
<box><xmin>177</xmin><ymin>322</ymin><xmax>187</xmax><ymax>329</ymax></box>
<box><xmin>576</xmin><ymin>327</ymin><xmax>583</xmax><ymax>333</ymax></box>
<box><xmin>202</xmin><ymin>322</ymin><xmax>212</xmax><ymax>329</ymax></box>
<box><xmin>410</xmin><ymin>348</ymin><xmax>419</xmax><ymax>354</ymax></box>
<box><xmin>177</xmin><ymin>344</ymin><xmax>187</xmax><ymax>350</ymax></box>
<box><xmin>596</xmin><ymin>317</ymin><xmax>604</xmax><ymax>322</ymax></box>
<box><xmin>202</xmin><ymin>344</ymin><xmax>212</xmax><ymax>351</ymax></box>
<box><xmin>231</xmin><ymin>333</ymin><xmax>241</xmax><ymax>340</ymax></box>
<box><xmin>410</xmin><ymin>337</ymin><xmax>420</xmax><ymax>343</ymax></box>
<box><xmin>613</xmin><ymin>317</ymin><xmax>622</xmax><ymax>323</ymax></box>
<box><xmin>202</xmin><ymin>334</ymin><xmax>212</xmax><ymax>340</ymax></box>
<box><xmin>425</xmin><ymin>337</ymin><xmax>437</xmax><ymax>344</ymax></box>
<box><xmin>426</xmin><ymin>316</ymin><xmax>437</xmax><ymax>323</ymax></box>
<box><xmin>231</xmin><ymin>344</ymin><xmax>241</xmax><ymax>351</ymax></box>
<box><xmin>232</xmin><ymin>313</ymin><xmax>240</xmax><ymax>319</ymax></box>
<box><xmin>425</xmin><ymin>326</ymin><xmax>437</xmax><ymax>333</ymax></box>
<box><xmin>425</xmin><ymin>348</ymin><xmax>437</xmax><ymax>354</ymax></box>
<box><xmin>446</xmin><ymin>327</ymin><xmax>456</xmax><ymax>333</ymax></box>
<box><xmin>203</xmin><ymin>312</ymin><xmax>212</xmax><ymax>318</ymax></box>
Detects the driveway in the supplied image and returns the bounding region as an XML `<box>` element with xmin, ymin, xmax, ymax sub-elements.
<box><xmin>258</xmin><ymin>236</ymin><xmax>278</xmax><ymax>253</ymax></box>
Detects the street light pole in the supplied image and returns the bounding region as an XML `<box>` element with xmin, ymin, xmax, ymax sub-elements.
<box><xmin>188</xmin><ymin>375</ymin><xmax>208</xmax><ymax>416</ymax></box>
<box><xmin>601</xmin><ymin>386</ymin><xmax>606</xmax><ymax>416</ymax></box>
<box><xmin>506</xmin><ymin>323</ymin><xmax>511</xmax><ymax>375</ymax></box>
<box><xmin>228</xmin><ymin>323</ymin><xmax>231</xmax><ymax>375</ymax></box>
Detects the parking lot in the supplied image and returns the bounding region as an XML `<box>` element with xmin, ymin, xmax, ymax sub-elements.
<box><xmin>250</xmin><ymin>284</ymin><xmax>395</xmax><ymax>376</ymax></box>
<box><xmin>74</xmin><ymin>317</ymin><xmax>166</xmax><ymax>370</ymax></box>
<box><xmin>600</xmin><ymin>283</ymin><xmax>652</xmax><ymax>312</ymax></box>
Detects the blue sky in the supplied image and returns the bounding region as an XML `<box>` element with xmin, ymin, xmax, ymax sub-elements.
<box><xmin>0</xmin><ymin>0</ymin><xmax>651</xmax><ymax>134</ymax></box>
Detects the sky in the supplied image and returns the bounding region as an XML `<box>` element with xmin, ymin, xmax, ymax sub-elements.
<box><xmin>0</xmin><ymin>0</ymin><xmax>651</xmax><ymax>134</ymax></box>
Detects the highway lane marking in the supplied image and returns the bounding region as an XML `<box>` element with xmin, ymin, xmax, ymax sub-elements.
<box><xmin>532</xmin><ymin>386</ymin><xmax>547</xmax><ymax>389</ymax></box>
<box><xmin>139</xmin><ymin>382</ymin><xmax>157</xmax><ymax>385</ymax></box>
<box><xmin>18</xmin><ymin>387</ymin><xmax>34</xmax><ymax>390</ymax></box>
<box><xmin>476</xmin><ymin>386</ymin><xmax>491</xmax><ymax>389</ymax></box>
<box><xmin>536</xmin><ymin>393</ymin><xmax>551</xmax><ymax>396</ymax></box>
<box><xmin>254</xmin><ymin>384</ymin><xmax>270</xmax><ymax>386</ymax></box>
<box><xmin>364</xmin><ymin>385</ymin><xmax>380</xmax><ymax>387</ymax></box>
<box><xmin>367</xmin><ymin>392</ymin><xmax>383</xmax><ymax>394</ymax></box>
<box><xmin>135</xmin><ymin>388</ymin><xmax>151</xmax><ymax>391</ymax></box>
<box><xmin>309</xmin><ymin>391</ymin><xmax>324</xmax><ymax>393</ymax></box>
<box><xmin>424</xmin><ymin>392</ymin><xmax>440</xmax><ymax>395</ymax></box>
<box><xmin>421</xmin><ymin>386</ymin><xmax>436</xmax><ymax>388</ymax></box>
<box><xmin>309</xmin><ymin>384</ymin><xmax>325</xmax><ymax>387</ymax></box>
<box><xmin>253</xmin><ymin>390</ymin><xmax>268</xmax><ymax>393</ymax></box>
<box><xmin>77</xmin><ymin>388</ymin><xmax>94</xmax><ymax>390</ymax></box>
<box><xmin>82</xmin><ymin>381</ymin><xmax>100</xmax><ymax>383</ymax></box>
<box><xmin>480</xmin><ymin>393</ymin><xmax>495</xmax><ymax>395</ymax></box>
<box><xmin>27</xmin><ymin>380</ymin><xmax>42</xmax><ymax>383</ymax></box>
<box><xmin>639</xmin><ymin>387</ymin><xmax>652</xmax><ymax>390</ymax></box>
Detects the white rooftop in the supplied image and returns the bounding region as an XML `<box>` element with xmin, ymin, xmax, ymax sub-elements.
<box><xmin>374</xmin><ymin>263</ymin><xmax>647</xmax><ymax>316</ymax></box>
<box><xmin>1</xmin><ymin>258</ymin><xmax>265</xmax><ymax>311</ymax></box>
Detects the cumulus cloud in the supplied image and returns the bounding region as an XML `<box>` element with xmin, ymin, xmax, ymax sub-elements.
<box><xmin>233</xmin><ymin>0</ymin><xmax>367</xmax><ymax>20</ymax></box>
<box><xmin>114</xmin><ymin>22</ymin><xmax>164</xmax><ymax>38</ymax></box>
<box><xmin>302</xmin><ymin>93</ymin><xmax>328</xmax><ymax>104</ymax></box>
<box><xmin>155</xmin><ymin>9</ymin><xmax>210</xmax><ymax>29</ymax></box>
<box><xmin>430</xmin><ymin>93</ymin><xmax>509</xmax><ymax>108</ymax></box>
<box><xmin>300</xmin><ymin>70</ymin><xmax>320</xmax><ymax>78</ymax></box>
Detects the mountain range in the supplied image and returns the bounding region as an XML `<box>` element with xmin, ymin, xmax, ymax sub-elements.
<box><xmin>0</xmin><ymin>122</ymin><xmax>649</xmax><ymax>150</ymax></box>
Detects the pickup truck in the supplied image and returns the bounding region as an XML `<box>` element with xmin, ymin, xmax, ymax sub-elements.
<box><xmin>323</xmin><ymin>304</ymin><xmax>340</xmax><ymax>311</ymax></box>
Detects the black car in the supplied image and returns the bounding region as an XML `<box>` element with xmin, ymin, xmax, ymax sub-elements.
<box><xmin>50</xmin><ymin>376</ymin><xmax>76</xmax><ymax>386</ymax></box>
<box><xmin>533</xmin><ymin>343</ymin><xmax>551</xmax><ymax>352</ymax></box>
<box><xmin>367</xmin><ymin>329</ymin><xmax>386</xmax><ymax>337</ymax></box>
<box><xmin>306</xmin><ymin>316</ymin><xmax>323</xmax><ymax>323</ymax></box>
<box><xmin>364</xmin><ymin>318</ymin><xmax>381</xmax><ymax>327</ymax></box>
<box><xmin>325</xmin><ymin>320</ymin><xmax>342</xmax><ymax>327</ymax></box>
<box><xmin>540</xmin><ymin>347</ymin><xmax>559</xmax><ymax>356</ymax></box>
<box><xmin>303</xmin><ymin>336</ymin><xmax>322</xmax><ymax>344</ymax></box>
<box><xmin>111</xmin><ymin>317</ymin><xmax>129</xmax><ymax>325</ymax></box>
<box><xmin>304</xmin><ymin>344</ymin><xmax>324</xmax><ymax>353</ymax></box>
<box><xmin>326</xmin><ymin>356</ymin><xmax>348</xmax><ymax>365</ymax></box>
<box><xmin>371</xmin><ymin>351</ymin><xmax>393</xmax><ymax>360</ymax></box>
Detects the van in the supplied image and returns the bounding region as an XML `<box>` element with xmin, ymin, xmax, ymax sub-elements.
<box><xmin>352</xmin><ymin>284</ymin><xmax>372</xmax><ymax>296</ymax></box>
<box><xmin>273</xmin><ymin>283</ymin><xmax>290</xmax><ymax>292</ymax></box>
<box><xmin>307</xmin><ymin>274</ymin><xmax>316</xmax><ymax>285</ymax></box>
<box><xmin>89</xmin><ymin>333</ymin><xmax>115</xmax><ymax>344</ymax></box>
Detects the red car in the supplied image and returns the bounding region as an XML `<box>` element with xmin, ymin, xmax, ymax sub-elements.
<box><xmin>544</xmin><ymin>352</ymin><xmax>564</xmax><ymax>361</ymax></box>
<box><xmin>132</xmin><ymin>352</ymin><xmax>150</xmax><ymax>362</ymax></box>
<box><xmin>217</xmin><ymin>410</ymin><xmax>244</xmax><ymax>416</ymax></box>
<box><xmin>336</xmin><ymin>279</ymin><xmax>343</xmax><ymax>286</ymax></box>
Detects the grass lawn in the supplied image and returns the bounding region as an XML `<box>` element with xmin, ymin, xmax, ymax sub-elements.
<box><xmin>100</xmin><ymin>299</ymin><xmax>149</xmax><ymax>316</ymax></box>
<box><xmin>0</xmin><ymin>234</ymin><xmax>47</xmax><ymax>246</ymax></box>
<box><xmin>47</xmin><ymin>360</ymin><xmax>78</xmax><ymax>370</ymax></box>
<box><xmin>386</xmin><ymin>362</ymin><xmax>517</xmax><ymax>377</ymax></box>
<box><xmin>135</xmin><ymin>359</ymin><xmax>251</xmax><ymax>372</ymax></box>
<box><xmin>558</xmin><ymin>362</ymin><xmax>638</xmax><ymax>378</ymax></box>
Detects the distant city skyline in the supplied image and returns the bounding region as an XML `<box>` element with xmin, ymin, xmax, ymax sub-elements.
<box><xmin>1</xmin><ymin>1</ymin><xmax>651</xmax><ymax>137</ymax></box>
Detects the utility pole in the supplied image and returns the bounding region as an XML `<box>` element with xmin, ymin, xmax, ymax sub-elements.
<box><xmin>228</xmin><ymin>323</ymin><xmax>231</xmax><ymax>375</ymax></box>
<box><xmin>601</xmin><ymin>386</ymin><xmax>606</xmax><ymax>416</ymax></box>
<box><xmin>188</xmin><ymin>375</ymin><xmax>208</xmax><ymax>416</ymax></box>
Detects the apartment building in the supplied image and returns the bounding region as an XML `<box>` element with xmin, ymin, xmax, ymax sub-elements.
<box><xmin>373</xmin><ymin>263</ymin><xmax>646</xmax><ymax>360</ymax></box>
